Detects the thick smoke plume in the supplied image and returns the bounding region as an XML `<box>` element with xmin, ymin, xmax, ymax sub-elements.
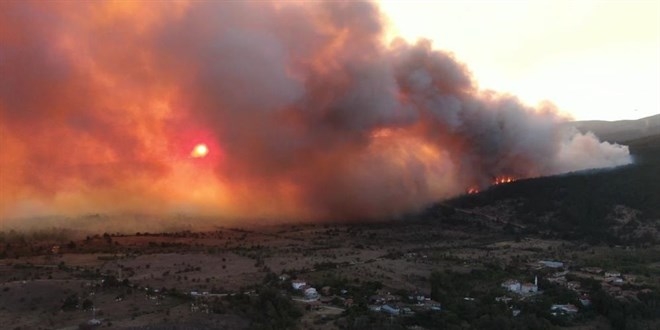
<box><xmin>0</xmin><ymin>1</ymin><xmax>631</xmax><ymax>227</ymax></box>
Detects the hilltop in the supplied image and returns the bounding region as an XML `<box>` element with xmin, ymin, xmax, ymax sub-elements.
<box><xmin>569</xmin><ymin>114</ymin><xmax>660</xmax><ymax>143</ymax></box>
<box><xmin>435</xmin><ymin>132</ymin><xmax>660</xmax><ymax>246</ymax></box>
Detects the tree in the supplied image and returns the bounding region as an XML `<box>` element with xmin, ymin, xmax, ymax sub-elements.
<box><xmin>82</xmin><ymin>299</ymin><xmax>93</xmax><ymax>311</ymax></box>
<box><xmin>61</xmin><ymin>294</ymin><xmax>78</xmax><ymax>311</ymax></box>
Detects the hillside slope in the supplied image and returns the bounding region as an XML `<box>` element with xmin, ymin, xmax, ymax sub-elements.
<box><xmin>569</xmin><ymin>114</ymin><xmax>660</xmax><ymax>143</ymax></box>
<box><xmin>432</xmin><ymin>134</ymin><xmax>660</xmax><ymax>245</ymax></box>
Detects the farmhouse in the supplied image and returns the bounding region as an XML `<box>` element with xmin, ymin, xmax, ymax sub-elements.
<box><xmin>291</xmin><ymin>280</ymin><xmax>306</xmax><ymax>290</ymax></box>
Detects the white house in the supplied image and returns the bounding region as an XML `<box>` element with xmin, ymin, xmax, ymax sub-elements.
<box><xmin>551</xmin><ymin>304</ymin><xmax>578</xmax><ymax>315</ymax></box>
<box><xmin>539</xmin><ymin>261</ymin><xmax>564</xmax><ymax>269</ymax></box>
<box><xmin>501</xmin><ymin>280</ymin><xmax>521</xmax><ymax>293</ymax></box>
<box><xmin>503</xmin><ymin>277</ymin><xmax>538</xmax><ymax>294</ymax></box>
<box><xmin>291</xmin><ymin>280</ymin><xmax>306</xmax><ymax>290</ymax></box>
<box><xmin>381</xmin><ymin>304</ymin><xmax>400</xmax><ymax>315</ymax></box>
<box><xmin>304</xmin><ymin>287</ymin><xmax>319</xmax><ymax>300</ymax></box>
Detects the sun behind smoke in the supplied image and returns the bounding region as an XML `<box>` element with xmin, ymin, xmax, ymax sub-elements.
<box><xmin>191</xmin><ymin>144</ymin><xmax>209</xmax><ymax>158</ymax></box>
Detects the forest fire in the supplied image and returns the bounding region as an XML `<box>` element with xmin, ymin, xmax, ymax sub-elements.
<box><xmin>0</xmin><ymin>1</ymin><xmax>632</xmax><ymax>225</ymax></box>
<box><xmin>493</xmin><ymin>176</ymin><xmax>516</xmax><ymax>185</ymax></box>
<box><xmin>467</xmin><ymin>187</ymin><xmax>480</xmax><ymax>195</ymax></box>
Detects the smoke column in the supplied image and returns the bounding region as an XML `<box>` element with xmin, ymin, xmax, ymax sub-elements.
<box><xmin>0</xmin><ymin>1</ymin><xmax>631</xmax><ymax>226</ymax></box>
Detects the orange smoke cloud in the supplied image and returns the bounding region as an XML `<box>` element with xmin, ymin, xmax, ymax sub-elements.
<box><xmin>0</xmin><ymin>1</ymin><xmax>631</xmax><ymax>227</ymax></box>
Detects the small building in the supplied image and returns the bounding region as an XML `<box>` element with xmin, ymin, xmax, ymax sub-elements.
<box><xmin>503</xmin><ymin>277</ymin><xmax>538</xmax><ymax>294</ymax></box>
<box><xmin>567</xmin><ymin>281</ymin><xmax>581</xmax><ymax>291</ymax></box>
<box><xmin>605</xmin><ymin>271</ymin><xmax>621</xmax><ymax>278</ymax></box>
<box><xmin>381</xmin><ymin>304</ymin><xmax>400</xmax><ymax>315</ymax></box>
<box><xmin>581</xmin><ymin>267</ymin><xmax>603</xmax><ymax>274</ymax></box>
<box><xmin>521</xmin><ymin>282</ymin><xmax>537</xmax><ymax>294</ymax></box>
<box><xmin>369</xmin><ymin>295</ymin><xmax>385</xmax><ymax>304</ymax></box>
<box><xmin>368</xmin><ymin>305</ymin><xmax>382</xmax><ymax>312</ymax></box>
<box><xmin>321</xmin><ymin>286</ymin><xmax>332</xmax><ymax>296</ymax></box>
<box><xmin>539</xmin><ymin>261</ymin><xmax>564</xmax><ymax>269</ymax></box>
<box><xmin>304</xmin><ymin>287</ymin><xmax>319</xmax><ymax>300</ymax></box>
<box><xmin>291</xmin><ymin>280</ymin><xmax>306</xmax><ymax>290</ymax></box>
<box><xmin>502</xmin><ymin>280</ymin><xmax>521</xmax><ymax>293</ymax></box>
<box><xmin>551</xmin><ymin>304</ymin><xmax>578</xmax><ymax>315</ymax></box>
<box><xmin>426</xmin><ymin>301</ymin><xmax>442</xmax><ymax>311</ymax></box>
<box><xmin>579</xmin><ymin>296</ymin><xmax>592</xmax><ymax>306</ymax></box>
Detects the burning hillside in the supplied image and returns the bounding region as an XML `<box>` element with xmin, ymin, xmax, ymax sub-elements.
<box><xmin>0</xmin><ymin>1</ymin><xmax>631</xmax><ymax>226</ymax></box>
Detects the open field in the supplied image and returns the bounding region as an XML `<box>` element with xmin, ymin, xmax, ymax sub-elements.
<box><xmin>0</xmin><ymin>218</ymin><xmax>658</xmax><ymax>329</ymax></box>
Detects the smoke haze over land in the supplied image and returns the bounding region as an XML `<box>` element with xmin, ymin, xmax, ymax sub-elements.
<box><xmin>0</xmin><ymin>1</ymin><xmax>632</xmax><ymax>227</ymax></box>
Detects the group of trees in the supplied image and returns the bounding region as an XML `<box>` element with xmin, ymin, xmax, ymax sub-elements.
<box><xmin>211</xmin><ymin>286</ymin><xmax>302</xmax><ymax>330</ymax></box>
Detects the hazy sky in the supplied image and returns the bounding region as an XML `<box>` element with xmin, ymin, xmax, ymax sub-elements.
<box><xmin>380</xmin><ymin>0</ymin><xmax>660</xmax><ymax>121</ymax></box>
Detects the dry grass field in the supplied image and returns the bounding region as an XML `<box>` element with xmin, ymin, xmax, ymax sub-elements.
<box><xmin>0</xmin><ymin>218</ymin><xmax>658</xmax><ymax>329</ymax></box>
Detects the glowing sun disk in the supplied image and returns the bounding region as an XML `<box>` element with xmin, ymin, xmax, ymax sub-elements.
<box><xmin>191</xmin><ymin>143</ymin><xmax>209</xmax><ymax>158</ymax></box>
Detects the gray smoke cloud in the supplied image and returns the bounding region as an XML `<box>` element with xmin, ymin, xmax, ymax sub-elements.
<box><xmin>0</xmin><ymin>1</ymin><xmax>631</xmax><ymax>226</ymax></box>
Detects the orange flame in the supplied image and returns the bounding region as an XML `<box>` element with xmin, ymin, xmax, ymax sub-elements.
<box><xmin>493</xmin><ymin>176</ymin><xmax>516</xmax><ymax>185</ymax></box>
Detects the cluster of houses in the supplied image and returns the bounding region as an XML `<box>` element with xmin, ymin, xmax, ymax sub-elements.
<box><xmin>367</xmin><ymin>291</ymin><xmax>441</xmax><ymax>316</ymax></box>
<box><xmin>291</xmin><ymin>279</ymin><xmax>320</xmax><ymax>301</ymax></box>
<box><xmin>499</xmin><ymin>260</ymin><xmax>583</xmax><ymax>316</ymax></box>
<box><xmin>500</xmin><ymin>274</ymin><xmax>580</xmax><ymax>316</ymax></box>
<box><xmin>285</xmin><ymin>275</ymin><xmax>441</xmax><ymax>317</ymax></box>
<box><xmin>500</xmin><ymin>259</ymin><xmax>641</xmax><ymax>317</ymax></box>
<box><xmin>501</xmin><ymin>276</ymin><xmax>539</xmax><ymax>295</ymax></box>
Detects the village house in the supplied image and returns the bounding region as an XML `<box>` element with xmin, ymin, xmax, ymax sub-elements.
<box><xmin>567</xmin><ymin>281</ymin><xmax>581</xmax><ymax>291</ymax></box>
<box><xmin>581</xmin><ymin>267</ymin><xmax>603</xmax><ymax>274</ymax></box>
<box><xmin>521</xmin><ymin>277</ymin><xmax>538</xmax><ymax>294</ymax></box>
<box><xmin>425</xmin><ymin>301</ymin><xmax>442</xmax><ymax>311</ymax></box>
<box><xmin>321</xmin><ymin>286</ymin><xmax>332</xmax><ymax>296</ymax></box>
<box><xmin>538</xmin><ymin>260</ymin><xmax>564</xmax><ymax>269</ymax></box>
<box><xmin>343</xmin><ymin>298</ymin><xmax>354</xmax><ymax>307</ymax></box>
<box><xmin>291</xmin><ymin>279</ymin><xmax>306</xmax><ymax>290</ymax></box>
<box><xmin>304</xmin><ymin>287</ymin><xmax>319</xmax><ymax>300</ymax></box>
<box><xmin>501</xmin><ymin>280</ymin><xmax>521</xmax><ymax>293</ymax></box>
<box><xmin>381</xmin><ymin>304</ymin><xmax>400</xmax><ymax>315</ymax></box>
<box><xmin>605</xmin><ymin>271</ymin><xmax>621</xmax><ymax>278</ymax></box>
<box><xmin>502</xmin><ymin>276</ymin><xmax>538</xmax><ymax>294</ymax></box>
<box><xmin>551</xmin><ymin>304</ymin><xmax>578</xmax><ymax>315</ymax></box>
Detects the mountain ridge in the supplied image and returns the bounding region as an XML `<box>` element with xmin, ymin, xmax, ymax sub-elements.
<box><xmin>429</xmin><ymin>133</ymin><xmax>660</xmax><ymax>245</ymax></box>
<box><xmin>569</xmin><ymin>114</ymin><xmax>660</xmax><ymax>143</ymax></box>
